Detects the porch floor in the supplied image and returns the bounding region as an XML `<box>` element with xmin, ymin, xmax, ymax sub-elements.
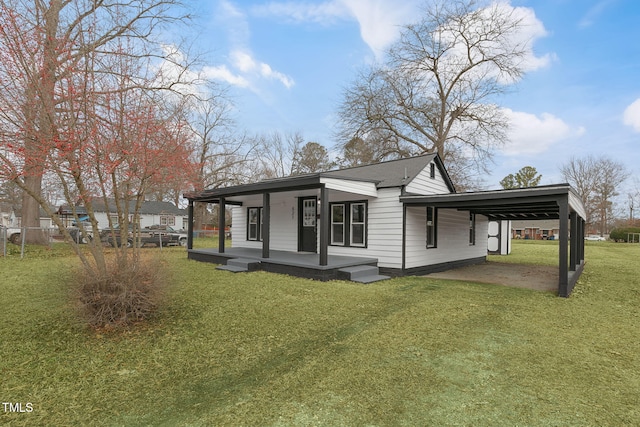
<box><xmin>188</xmin><ymin>247</ymin><xmax>379</xmax><ymax>281</ymax></box>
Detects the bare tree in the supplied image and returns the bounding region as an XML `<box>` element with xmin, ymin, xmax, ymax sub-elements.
<box><xmin>252</xmin><ymin>131</ymin><xmax>304</xmax><ymax>179</ymax></box>
<box><xmin>184</xmin><ymin>86</ymin><xmax>257</xmax><ymax>230</ymax></box>
<box><xmin>336</xmin><ymin>0</ymin><xmax>532</xmax><ymax>188</ymax></box>
<box><xmin>560</xmin><ymin>155</ymin><xmax>629</xmax><ymax>234</ymax></box>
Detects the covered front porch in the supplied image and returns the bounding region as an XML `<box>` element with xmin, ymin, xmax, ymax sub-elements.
<box><xmin>188</xmin><ymin>247</ymin><xmax>379</xmax><ymax>281</ymax></box>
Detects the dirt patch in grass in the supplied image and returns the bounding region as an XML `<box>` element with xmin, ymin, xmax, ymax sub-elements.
<box><xmin>424</xmin><ymin>261</ymin><xmax>558</xmax><ymax>293</ymax></box>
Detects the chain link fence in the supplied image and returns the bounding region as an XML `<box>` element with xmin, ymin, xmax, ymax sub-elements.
<box><xmin>1</xmin><ymin>226</ymin><xmax>202</xmax><ymax>258</ymax></box>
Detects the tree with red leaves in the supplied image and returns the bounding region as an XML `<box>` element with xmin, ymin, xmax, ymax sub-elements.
<box><xmin>0</xmin><ymin>0</ymin><xmax>197</xmax><ymax>275</ymax></box>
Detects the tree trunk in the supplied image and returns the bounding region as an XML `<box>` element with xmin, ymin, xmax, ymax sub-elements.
<box><xmin>21</xmin><ymin>176</ymin><xmax>48</xmax><ymax>245</ymax></box>
<box><xmin>193</xmin><ymin>202</ymin><xmax>208</xmax><ymax>232</ymax></box>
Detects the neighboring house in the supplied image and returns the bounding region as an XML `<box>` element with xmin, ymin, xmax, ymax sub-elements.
<box><xmin>512</xmin><ymin>219</ymin><xmax>560</xmax><ymax>240</ymax></box>
<box><xmin>186</xmin><ymin>154</ymin><xmax>587</xmax><ymax>297</ymax></box>
<box><xmin>10</xmin><ymin>206</ymin><xmax>54</xmax><ymax>228</ymax></box>
<box><xmin>59</xmin><ymin>200</ymin><xmax>188</xmax><ymax>230</ymax></box>
<box><xmin>0</xmin><ymin>203</ymin><xmax>12</xmax><ymax>227</ymax></box>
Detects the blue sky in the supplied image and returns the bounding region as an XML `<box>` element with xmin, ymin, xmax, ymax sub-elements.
<box><xmin>183</xmin><ymin>0</ymin><xmax>640</xmax><ymax>191</ymax></box>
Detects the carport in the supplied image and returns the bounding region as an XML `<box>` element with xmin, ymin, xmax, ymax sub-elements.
<box><xmin>401</xmin><ymin>184</ymin><xmax>587</xmax><ymax>297</ymax></box>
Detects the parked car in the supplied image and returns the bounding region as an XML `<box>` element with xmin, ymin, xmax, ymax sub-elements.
<box><xmin>1</xmin><ymin>225</ymin><xmax>23</xmax><ymax>245</ymax></box>
<box><xmin>145</xmin><ymin>225</ymin><xmax>188</xmax><ymax>246</ymax></box>
<box><xmin>67</xmin><ymin>216</ymin><xmax>93</xmax><ymax>244</ymax></box>
<box><xmin>68</xmin><ymin>227</ymin><xmax>93</xmax><ymax>244</ymax></box>
<box><xmin>100</xmin><ymin>224</ymin><xmax>174</xmax><ymax>247</ymax></box>
<box><xmin>585</xmin><ymin>235</ymin><xmax>606</xmax><ymax>241</ymax></box>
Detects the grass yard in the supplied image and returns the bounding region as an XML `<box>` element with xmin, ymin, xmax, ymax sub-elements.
<box><xmin>1</xmin><ymin>241</ymin><xmax>639</xmax><ymax>426</ymax></box>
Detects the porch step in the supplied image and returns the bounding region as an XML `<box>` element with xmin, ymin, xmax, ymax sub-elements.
<box><xmin>216</xmin><ymin>264</ymin><xmax>249</xmax><ymax>273</ymax></box>
<box><xmin>216</xmin><ymin>258</ymin><xmax>261</xmax><ymax>273</ymax></box>
<box><xmin>338</xmin><ymin>265</ymin><xmax>390</xmax><ymax>283</ymax></box>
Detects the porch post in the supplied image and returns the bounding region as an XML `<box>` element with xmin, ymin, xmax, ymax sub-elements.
<box><xmin>558</xmin><ymin>197</ymin><xmax>569</xmax><ymax>297</ymax></box>
<box><xmin>262</xmin><ymin>192</ymin><xmax>270</xmax><ymax>259</ymax></box>
<box><xmin>319</xmin><ymin>185</ymin><xmax>329</xmax><ymax>266</ymax></box>
<box><xmin>187</xmin><ymin>200</ymin><xmax>194</xmax><ymax>250</ymax></box>
<box><xmin>218</xmin><ymin>197</ymin><xmax>225</xmax><ymax>253</ymax></box>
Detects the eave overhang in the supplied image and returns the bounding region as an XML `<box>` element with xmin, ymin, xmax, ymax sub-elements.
<box><xmin>185</xmin><ymin>173</ymin><xmax>381</xmax><ymax>203</ymax></box>
<box><xmin>401</xmin><ymin>184</ymin><xmax>586</xmax><ymax>221</ymax></box>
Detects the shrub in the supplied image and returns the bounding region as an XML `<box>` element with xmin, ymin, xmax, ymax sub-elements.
<box><xmin>609</xmin><ymin>227</ymin><xmax>640</xmax><ymax>242</ymax></box>
<box><xmin>75</xmin><ymin>257</ymin><xmax>170</xmax><ymax>329</ymax></box>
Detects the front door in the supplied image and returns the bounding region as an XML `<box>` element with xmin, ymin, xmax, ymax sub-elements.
<box><xmin>299</xmin><ymin>197</ymin><xmax>317</xmax><ymax>252</ymax></box>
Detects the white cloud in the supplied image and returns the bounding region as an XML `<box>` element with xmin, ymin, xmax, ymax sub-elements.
<box><xmin>502</xmin><ymin>108</ymin><xmax>584</xmax><ymax>155</ymax></box>
<box><xmin>217</xmin><ymin>0</ymin><xmax>251</xmax><ymax>46</ymax></box>
<box><xmin>340</xmin><ymin>0</ymin><xmax>420</xmax><ymax>59</ymax></box>
<box><xmin>505</xmin><ymin>3</ymin><xmax>554</xmax><ymax>72</ymax></box>
<box><xmin>205</xmin><ymin>1</ymin><xmax>295</xmax><ymax>90</ymax></box>
<box><xmin>252</xmin><ymin>1</ymin><xmax>551</xmax><ymax>69</ymax></box>
<box><xmin>202</xmin><ymin>64</ymin><xmax>250</xmax><ymax>88</ymax></box>
<box><xmin>623</xmin><ymin>98</ymin><xmax>640</xmax><ymax>132</ymax></box>
<box><xmin>251</xmin><ymin>0</ymin><xmax>420</xmax><ymax>59</ymax></box>
<box><xmin>230</xmin><ymin>50</ymin><xmax>295</xmax><ymax>88</ymax></box>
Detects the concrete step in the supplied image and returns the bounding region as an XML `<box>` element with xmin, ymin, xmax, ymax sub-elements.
<box><xmin>227</xmin><ymin>258</ymin><xmax>258</xmax><ymax>267</ymax></box>
<box><xmin>350</xmin><ymin>274</ymin><xmax>391</xmax><ymax>284</ymax></box>
<box><xmin>216</xmin><ymin>264</ymin><xmax>248</xmax><ymax>273</ymax></box>
<box><xmin>227</xmin><ymin>258</ymin><xmax>261</xmax><ymax>271</ymax></box>
<box><xmin>338</xmin><ymin>265</ymin><xmax>390</xmax><ymax>283</ymax></box>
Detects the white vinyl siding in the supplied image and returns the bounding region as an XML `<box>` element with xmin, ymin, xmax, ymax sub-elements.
<box><xmin>320</xmin><ymin>177</ymin><xmax>378</xmax><ymax>198</ymax></box>
<box><xmin>92</xmin><ymin>211</ymin><xmax>187</xmax><ymax>230</ymax></box>
<box><xmin>328</xmin><ymin>188</ymin><xmax>403</xmax><ymax>269</ymax></box>
<box><xmin>405</xmin><ymin>207</ymin><xmax>488</xmax><ymax>269</ymax></box>
<box><xmin>405</xmin><ymin>161</ymin><xmax>452</xmax><ymax>195</ymax></box>
<box><xmin>569</xmin><ymin>191</ymin><xmax>587</xmax><ymax>219</ymax></box>
<box><xmin>232</xmin><ymin>193</ymin><xmax>299</xmax><ymax>251</ymax></box>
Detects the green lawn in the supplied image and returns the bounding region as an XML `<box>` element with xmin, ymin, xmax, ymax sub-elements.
<box><xmin>1</xmin><ymin>241</ymin><xmax>639</xmax><ymax>426</ymax></box>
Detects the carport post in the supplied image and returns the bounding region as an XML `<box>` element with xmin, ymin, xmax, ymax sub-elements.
<box><xmin>558</xmin><ymin>199</ymin><xmax>569</xmax><ymax>297</ymax></box>
<box><xmin>218</xmin><ymin>197</ymin><xmax>225</xmax><ymax>253</ymax></box>
<box><xmin>570</xmin><ymin>211</ymin><xmax>579</xmax><ymax>271</ymax></box>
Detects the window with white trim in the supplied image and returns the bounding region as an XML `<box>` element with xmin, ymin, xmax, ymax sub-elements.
<box><xmin>160</xmin><ymin>214</ymin><xmax>176</xmax><ymax>226</ymax></box>
<box><xmin>331</xmin><ymin>204</ymin><xmax>345</xmax><ymax>245</ymax></box>
<box><xmin>351</xmin><ymin>203</ymin><xmax>366</xmax><ymax>247</ymax></box>
<box><xmin>247</xmin><ymin>207</ymin><xmax>262</xmax><ymax>241</ymax></box>
<box><xmin>329</xmin><ymin>201</ymin><xmax>367</xmax><ymax>247</ymax></box>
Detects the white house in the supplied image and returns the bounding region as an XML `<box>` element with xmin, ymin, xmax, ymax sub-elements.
<box><xmin>58</xmin><ymin>200</ymin><xmax>188</xmax><ymax>230</ymax></box>
<box><xmin>186</xmin><ymin>154</ymin><xmax>587</xmax><ymax>297</ymax></box>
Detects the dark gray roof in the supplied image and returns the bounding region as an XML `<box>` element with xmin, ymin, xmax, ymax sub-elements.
<box><xmin>188</xmin><ymin>154</ymin><xmax>453</xmax><ymax>201</ymax></box>
<box><xmin>322</xmin><ymin>154</ymin><xmax>442</xmax><ymax>189</ymax></box>
<box><xmin>81</xmin><ymin>200</ymin><xmax>185</xmax><ymax>215</ymax></box>
<box><xmin>139</xmin><ymin>201</ymin><xmax>186</xmax><ymax>215</ymax></box>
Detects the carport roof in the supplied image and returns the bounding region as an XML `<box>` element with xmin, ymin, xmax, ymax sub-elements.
<box><xmin>401</xmin><ymin>184</ymin><xmax>586</xmax><ymax>221</ymax></box>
